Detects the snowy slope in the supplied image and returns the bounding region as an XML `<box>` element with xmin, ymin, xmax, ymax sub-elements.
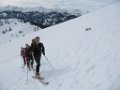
<box><xmin>0</xmin><ymin>2</ymin><xmax>120</xmax><ymax>90</ymax></box>
<box><xmin>0</xmin><ymin>19</ymin><xmax>40</xmax><ymax>44</ymax></box>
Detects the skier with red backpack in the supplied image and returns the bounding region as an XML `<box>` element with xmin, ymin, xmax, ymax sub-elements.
<box><xmin>25</xmin><ymin>44</ymin><xmax>31</xmax><ymax>71</ymax></box>
<box><xmin>21</xmin><ymin>47</ymin><xmax>26</xmax><ymax>67</ymax></box>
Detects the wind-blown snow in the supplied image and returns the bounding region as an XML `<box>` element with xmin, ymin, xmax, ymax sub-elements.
<box><xmin>0</xmin><ymin>2</ymin><xmax>120</xmax><ymax>90</ymax></box>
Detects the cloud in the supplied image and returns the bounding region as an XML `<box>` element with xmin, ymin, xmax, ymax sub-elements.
<box><xmin>0</xmin><ymin>0</ymin><xmax>55</xmax><ymax>8</ymax></box>
<box><xmin>0</xmin><ymin>0</ymin><xmax>119</xmax><ymax>9</ymax></box>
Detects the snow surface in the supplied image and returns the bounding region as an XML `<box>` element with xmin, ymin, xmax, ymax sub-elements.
<box><xmin>0</xmin><ymin>19</ymin><xmax>40</xmax><ymax>44</ymax></box>
<box><xmin>0</xmin><ymin>2</ymin><xmax>120</xmax><ymax>90</ymax></box>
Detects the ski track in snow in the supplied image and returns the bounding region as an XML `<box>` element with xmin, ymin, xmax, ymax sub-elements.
<box><xmin>0</xmin><ymin>2</ymin><xmax>120</xmax><ymax>90</ymax></box>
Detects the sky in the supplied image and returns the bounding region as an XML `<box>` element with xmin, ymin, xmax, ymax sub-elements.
<box><xmin>0</xmin><ymin>0</ymin><xmax>120</xmax><ymax>9</ymax></box>
<box><xmin>0</xmin><ymin>0</ymin><xmax>55</xmax><ymax>8</ymax></box>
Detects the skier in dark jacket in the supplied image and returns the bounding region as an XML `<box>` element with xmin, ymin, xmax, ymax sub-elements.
<box><xmin>31</xmin><ymin>36</ymin><xmax>45</xmax><ymax>78</ymax></box>
<box><xmin>30</xmin><ymin>39</ymin><xmax>36</xmax><ymax>69</ymax></box>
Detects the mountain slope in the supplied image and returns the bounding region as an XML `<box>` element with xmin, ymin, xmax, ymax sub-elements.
<box><xmin>0</xmin><ymin>2</ymin><xmax>120</xmax><ymax>90</ymax></box>
<box><xmin>0</xmin><ymin>19</ymin><xmax>39</xmax><ymax>44</ymax></box>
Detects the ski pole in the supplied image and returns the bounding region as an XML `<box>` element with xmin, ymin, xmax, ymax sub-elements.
<box><xmin>44</xmin><ymin>55</ymin><xmax>55</xmax><ymax>70</ymax></box>
<box><xmin>26</xmin><ymin>65</ymin><xmax>29</xmax><ymax>84</ymax></box>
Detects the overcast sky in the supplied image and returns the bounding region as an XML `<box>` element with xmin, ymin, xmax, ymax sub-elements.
<box><xmin>0</xmin><ymin>0</ymin><xmax>55</xmax><ymax>8</ymax></box>
<box><xmin>0</xmin><ymin>0</ymin><xmax>119</xmax><ymax>9</ymax></box>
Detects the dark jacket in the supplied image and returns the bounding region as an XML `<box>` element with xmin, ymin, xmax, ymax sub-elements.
<box><xmin>31</xmin><ymin>42</ymin><xmax>45</xmax><ymax>57</ymax></box>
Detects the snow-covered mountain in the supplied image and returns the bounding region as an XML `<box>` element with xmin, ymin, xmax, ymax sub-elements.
<box><xmin>0</xmin><ymin>4</ymin><xmax>86</xmax><ymax>32</ymax></box>
<box><xmin>0</xmin><ymin>0</ymin><xmax>119</xmax><ymax>44</ymax></box>
<box><xmin>0</xmin><ymin>19</ymin><xmax>40</xmax><ymax>44</ymax></box>
<box><xmin>0</xmin><ymin>7</ymin><xmax>83</xmax><ymax>45</ymax></box>
<box><xmin>0</xmin><ymin>9</ymin><xmax>83</xmax><ymax>28</ymax></box>
<box><xmin>0</xmin><ymin>1</ymin><xmax>120</xmax><ymax>90</ymax></box>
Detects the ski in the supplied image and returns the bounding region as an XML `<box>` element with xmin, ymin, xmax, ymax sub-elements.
<box><xmin>32</xmin><ymin>76</ymin><xmax>49</xmax><ymax>85</ymax></box>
